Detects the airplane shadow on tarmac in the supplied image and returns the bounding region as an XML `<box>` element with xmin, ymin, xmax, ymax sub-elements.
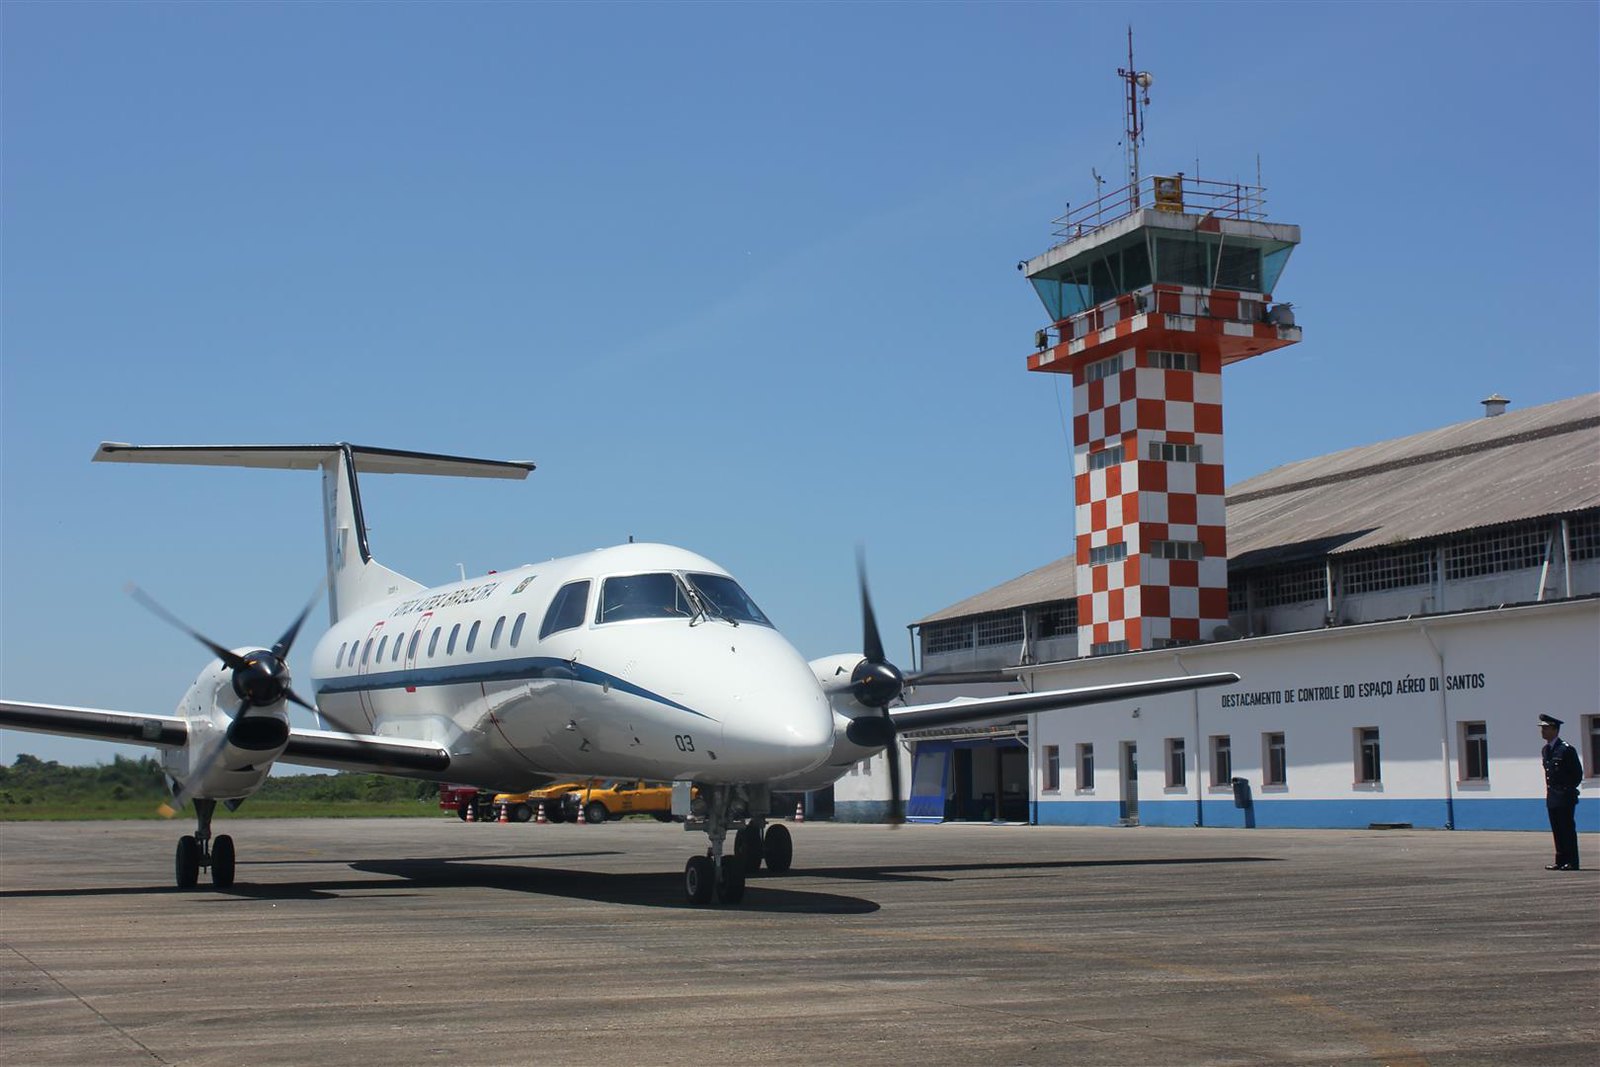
<box><xmin>0</xmin><ymin>853</ymin><xmax>1277</xmax><ymax>915</ymax></box>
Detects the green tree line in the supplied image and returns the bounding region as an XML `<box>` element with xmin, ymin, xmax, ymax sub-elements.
<box><xmin>0</xmin><ymin>753</ymin><xmax>437</xmax><ymax>809</ymax></box>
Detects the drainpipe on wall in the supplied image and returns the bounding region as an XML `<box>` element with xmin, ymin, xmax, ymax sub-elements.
<box><xmin>1419</xmin><ymin>623</ymin><xmax>1455</xmax><ymax>831</ymax></box>
<box><xmin>1560</xmin><ymin>517</ymin><xmax>1572</xmax><ymax>599</ymax></box>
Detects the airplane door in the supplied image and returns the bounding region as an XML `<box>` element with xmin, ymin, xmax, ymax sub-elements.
<box><xmin>355</xmin><ymin>620</ymin><xmax>385</xmax><ymax>729</ymax></box>
<box><xmin>1120</xmin><ymin>742</ymin><xmax>1140</xmax><ymax>824</ymax></box>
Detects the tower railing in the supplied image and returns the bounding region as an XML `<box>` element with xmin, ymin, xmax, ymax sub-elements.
<box><xmin>1051</xmin><ymin>175</ymin><xmax>1268</xmax><ymax>241</ymax></box>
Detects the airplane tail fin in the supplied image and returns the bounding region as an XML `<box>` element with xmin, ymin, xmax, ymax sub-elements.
<box><xmin>93</xmin><ymin>443</ymin><xmax>535</xmax><ymax>623</ymax></box>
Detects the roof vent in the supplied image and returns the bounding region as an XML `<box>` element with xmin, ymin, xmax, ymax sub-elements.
<box><xmin>1480</xmin><ymin>392</ymin><xmax>1509</xmax><ymax>418</ymax></box>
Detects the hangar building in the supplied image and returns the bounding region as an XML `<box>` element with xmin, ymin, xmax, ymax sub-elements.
<box><xmin>834</xmin><ymin>393</ymin><xmax>1600</xmax><ymax>831</ymax></box>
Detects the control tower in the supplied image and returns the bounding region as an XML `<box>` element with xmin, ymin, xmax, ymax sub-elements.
<box><xmin>1022</xmin><ymin>42</ymin><xmax>1302</xmax><ymax>657</ymax></box>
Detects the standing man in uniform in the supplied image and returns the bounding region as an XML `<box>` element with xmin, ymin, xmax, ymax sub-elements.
<box><xmin>1539</xmin><ymin>713</ymin><xmax>1583</xmax><ymax>871</ymax></box>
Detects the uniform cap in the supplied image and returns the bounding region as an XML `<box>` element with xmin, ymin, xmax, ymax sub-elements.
<box><xmin>1537</xmin><ymin>714</ymin><xmax>1564</xmax><ymax>729</ymax></box>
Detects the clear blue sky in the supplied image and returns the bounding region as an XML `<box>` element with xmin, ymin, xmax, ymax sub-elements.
<box><xmin>4</xmin><ymin>2</ymin><xmax>1596</xmax><ymax>767</ymax></box>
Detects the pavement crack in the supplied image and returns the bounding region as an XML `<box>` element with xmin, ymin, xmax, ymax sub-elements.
<box><xmin>4</xmin><ymin>943</ymin><xmax>171</xmax><ymax>1066</ymax></box>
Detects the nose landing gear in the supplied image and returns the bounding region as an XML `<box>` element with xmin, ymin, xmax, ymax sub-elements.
<box><xmin>174</xmin><ymin>797</ymin><xmax>236</xmax><ymax>890</ymax></box>
<box><xmin>683</xmin><ymin>786</ymin><xmax>796</xmax><ymax>904</ymax></box>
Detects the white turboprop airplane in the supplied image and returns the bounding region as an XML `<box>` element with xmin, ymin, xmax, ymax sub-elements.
<box><xmin>0</xmin><ymin>443</ymin><xmax>1239</xmax><ymax>905</ymax></box>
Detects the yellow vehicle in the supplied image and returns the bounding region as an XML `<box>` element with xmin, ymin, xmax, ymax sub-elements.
<box><xmin>563</xmin><ymin>780</ymin><xmax>678</xmax><ymax>824</ymax></box>
<box><xmin>493</xmin><ymin>779</ymin><xmax>603</xmax><ymax>823</ymax></box>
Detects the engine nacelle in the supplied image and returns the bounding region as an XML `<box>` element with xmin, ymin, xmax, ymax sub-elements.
<box><xmin>164</xmin><ymin>653</ymin><xmax>293</xmax><ymax>801</ymax></box>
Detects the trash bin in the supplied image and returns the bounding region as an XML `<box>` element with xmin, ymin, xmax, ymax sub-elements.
<box><xmin>1231</xmin><ymin>776</ymin><xmax>1252</xmax><ymax>809</ymax></box>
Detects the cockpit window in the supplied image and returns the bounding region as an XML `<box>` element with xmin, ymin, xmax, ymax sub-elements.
<box><xmin>598</xmin><ymin>573</ymin><xmax>695</xmax><ymax>623</ymax></box>
<box><xmin>540</xmin><ymin>580</ymin><xmax>591</xmax><ymax>639</ymax></box>
<box><xmin>685</xmin><ymin>573</ymin><xmax>772</xmax><ymax>627</ymax></box>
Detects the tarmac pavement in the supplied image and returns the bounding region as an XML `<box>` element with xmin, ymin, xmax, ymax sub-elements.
<box><xmin>2</xmin><ymin>818</ymin><xmax>1596</xmax><ymax>1066</ymax></box>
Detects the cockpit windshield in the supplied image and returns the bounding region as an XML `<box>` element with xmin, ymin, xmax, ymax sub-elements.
<box><xmin>684</xmin><ymin>573</ymin><xmax>772</xmax><ymax>627</ymax></box>
<box><xmin>597</xmin><ymin>573</ymin><xmax>696</xmax><ymax>623</ymax></box>
<box><xmin>594</xmin><ymin>571</ymin><xmax>773</xmax><ymax>627</ymax></box>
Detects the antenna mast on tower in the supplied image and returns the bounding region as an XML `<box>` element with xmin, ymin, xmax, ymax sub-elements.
<box><xmin>1117</xmin><ymin>26</ymin><xmax>1153</xmax><ymax>208</ymax></box>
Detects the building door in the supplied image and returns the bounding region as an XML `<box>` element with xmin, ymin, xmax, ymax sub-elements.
<box><xmin>1120</xmin><ymin>742</ymin><xmax>1140</xmax><ymax>824</ymax></box>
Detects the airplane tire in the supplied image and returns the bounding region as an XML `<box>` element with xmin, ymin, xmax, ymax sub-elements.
<box><xmin>684</xmin><ymin>855</ymin><xmax>715</xmax><ymax>905</ymax></box>
<box><xmin>211</xmin><ymin>834</ymin><xmax>236</xmax><ymax>888</ymax></box>
<box><xmin>735</xmin><ymin>823</ymin><xmax>764</xmax><ymax>874</ymax></box>
<box><xmin>717</xmin><ymin>857</ymin><xmax>746</xmax><ymax>904</ymax></box>
<box><xmin>762</xmin><ymin>823</ymin><xmax>793</xmax><ymax>874</ymax></box>
<box><xmin>175</xmin><ymin>835</ymin><xmax>201</xmax><ymax>889</ymax></box>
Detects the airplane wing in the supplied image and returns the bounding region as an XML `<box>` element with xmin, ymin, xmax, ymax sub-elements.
<box><xmin>888</xmin><ymin>671</ymin><xmax>1239</xmax><ymax>732</ymax></box>
<box><xmin>1</xmin><ymin>700</ymin><xmax>449</xmax><ymax>777</ymax></box>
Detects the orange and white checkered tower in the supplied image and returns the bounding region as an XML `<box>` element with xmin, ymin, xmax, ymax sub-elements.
<box><xmin>1022</xmin><ymin>35</ymin><xmax>1302</xmax><ymax>657</ymax></box>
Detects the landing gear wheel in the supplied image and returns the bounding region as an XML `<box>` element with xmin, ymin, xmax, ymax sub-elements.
<box><xmin>211</xmin><ymin>834</ymin><xmax>236</xmax><ymax>888</ymax></box>
<box><xmin>735</xmin><ymin>823</ymin><xmax>764</xmax><ymax>874</ymax></box>
<box><xmin>684</xmin><ymin>855</ymin><xmax>715</xmax><ymax>905</ymax></box>
<box><xmin>584</xmin><ymin>802</ymin><xmax>608</xmax><ymax>824</ymax></box>
<box><xmin>716</xmin><ymin>857</ymin><xmax>746</xmax><ymax>904</ymax></box>
<box><xmin>175</xmin><ymin>835</ymin><xmax>201</xmax><ymax>889</ymax></box>
<box><xmin>512</xmin><ymin>804</ymin><xmax>533</xmax><ymax>823</ymax></box>
<box><xmin>762</xmin><ymin>823</ymin><xmax>793</xmax><ymax>874</ymax></box>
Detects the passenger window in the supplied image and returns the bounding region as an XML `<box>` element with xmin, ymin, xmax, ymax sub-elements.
<box><xmin>466</xmin><ymin>620</ymin><xmax>481</xmax><ymax>653</ymax></box>
<box><xmin>375</xmin><ymin>636</ymin><xmax>388</xmax><ymax>663</ymax></box>
<box><xmin>447</xmin><ymin>623</ymin><xmax>461</xmax><ymax>655</ymax></box>
<box><xmin>491</xmin><ymin>616</ymin><xmax>506</xmax><ymax>650</ymax></box>
<box><xmin>428</xmin><ymin>627</ymin><xmax>441</xmax><ymax>657</ymax></box>
<box><xmin>540</xmin><ymin>580</ymin><xmax>591</xmax><ymax>639</ymax></box>
<box><xmin>408</xmin><ymin>631</ymin><xmax>421</xmax><ymax>661</ymax></box>
<box><xmin>361</xmin><ymin>639</ymin><xmax>372</xmax><ymax>665</ymax></box>
<box><xmin>393</xmin><ymin>633</ymin><xmax>404</xmax><ymax>661</ymax></box>
<box><xmin>337</xmin><ymin>642</ymin><xmax>348</xmax><ymax>668</ymax></box>
<box><xmin>510</xmin><ymin>613</ymin><xmax>527</xmax><ymax>647</ymax></box>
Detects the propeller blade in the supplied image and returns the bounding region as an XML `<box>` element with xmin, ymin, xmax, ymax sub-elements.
<box><xmin>856</xmin><ymin>547</ymin><xmax>886</xmax><ymax>666</ymax></box>
<box><xmin>883</xmin><ymin>709</ymin><xmax>904</xmax><ymax>827</ymax></box>
<box><xmin>158</xmin><ymin>698</ymin><xmax>249</xmax><ymax>816</ymax></box>
<box><xmin>271</xmin><ymin>578</ymin><xmax>328</xmax><ymax>660</ymax></box>
<box><xmin>127</xmin><ymin>584</ymin><xmax>250</xmax><ymax>670</ymax></box>
<box><xmin>283</xmin><ymin>687</ymin><xmax>318</xmax><ymax>714</ymax></box>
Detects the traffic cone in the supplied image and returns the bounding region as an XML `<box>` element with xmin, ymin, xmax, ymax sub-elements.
<box><xmin>498</xmin><ymin>804</ymin><xmax>508</xmax><ymax>824</ymax></box>
<box><xmin>793</xmin><ymin>801</ymin><xmax>804</xmax><ymax>823</ymax></box>
<box><xmin>536</xmin><ymin>802</ymin><xmax>547</xmax><ymax>825</ymax></box>
<box><xmin>576</xmin><ymin>803</ymin><xmax>587</xmax><ymax>825</ymax></box>
<box><xmin>465</xmin><ymin>803</ymin><xmax>475</xmax><ymax>822</ymax></box>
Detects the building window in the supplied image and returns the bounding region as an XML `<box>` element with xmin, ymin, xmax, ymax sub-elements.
<box><xmin>1444</xmin><ymin>521</ymin><xmax>1548</xmax><ymax>580</ymax></box>
<box><xmin>1460</xmin><ymin>722</ymin><xmax>1489</xmax><ymax>781</ymax></box>
<box><xmin>1149</xmin><ymin>441</ymin><xmax>1203</xmax><ymax>463</ymax></box>
<box><xmin>923</xmin><ymin>620</ymin><xmax>974</xmax><ymax>655</ymax></box>
<box><xmin>1569</xmin><ymin>514</ymin><xmax>1600</xmax><ymax>561</ymax></box>
<box><xmin>1147</xmin><ymin>350</ymin><xmax>1198</xmax><ymax>371</ymax></box>
<box><xmin>1357</xmin><ymin>727</ymin><xmax>1382</xmax><ymax>784</ymax></box>
<box><xmin>1166</xmin><ymin>737</ymin><xmax>1187</xmax><ymax>788</ymax></box>
<box><xmin>1245</xmin><ymin>563</ymin><xmax>1330</xmax><ymax>608</ymax></box>
<box><xmin>1044</xmin><ymin>746</ymin><xmax>1061</xmax><ymax>792</ymax></box>
<box><xmin>1087</xmin><ymin>445</ymin><xmax>1125</xmax><ymax>471</ymax></box>
<box><xmin>1034</xmin><ymin>601</ymin><xmax>1078</xmax><ymax>638</ymax></box>
<box><xmin>1264</xmin><ymin>732</ymin><xmax>1287</xmax><ymax>786</ymax></box>
<box><xmin>1090</xmin><ymin>640</ymin><xmax>1129</xmax><ymax>656</ymax></box>
<box><xmin>1149</xmin><ymin>539</ymin><xmax>1206</xmax><ymax>561</ymax></box>
<box><xmin>1210</xmin><ymin>735</ymin><xmax>1232</xmax><ymax>787</ymax></box>
<box><xmin>974</xmin><ymin>612</ymin><xmax>1025</xmax><ymax>648</ymax></box>
<box><xmin>1343</xmin><ymin>546</ymin><xmax>1436</xmax><ymax>594</ymax></box>
<box><xmin>1077</xmin><ymin>743</ymin><xmax>1095</xmax><ymax>790</ymax></box>
<box><xmin>1084</xmin><ymin>353</ymin><xmax>1125</xmax><ymax>382</ymax></box>
<box><xmin>1089</xmin><ymin>542</ymin><xmax>1128</xmax><ymax>566</ymax></box>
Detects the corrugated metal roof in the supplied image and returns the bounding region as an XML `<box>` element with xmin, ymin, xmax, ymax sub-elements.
<box><xmin>915</xmin><ymin>393</ymin><xmax>1600</xmax><ymax>625</ymax></box>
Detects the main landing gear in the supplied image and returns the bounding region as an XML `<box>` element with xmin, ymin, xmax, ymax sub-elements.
<box><xmin>174</xmin><ymin>798</ymin><xmax>236</xmax><ymax>890</ymax></box>
<box><xmin>681</xmin><ymin>786</ymin><xmax>794</xmax><ymax>905</ymax></box>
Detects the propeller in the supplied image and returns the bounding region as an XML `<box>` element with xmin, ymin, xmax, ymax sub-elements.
<box><xmin>128</xmin><ymin>582</ymin><xmax>323</xmax><ymax>815</ymax></box>
<box><xmin>848</xmin><ymin>549</ymin><xmax>907</xmax><ymax>826</ymax></box>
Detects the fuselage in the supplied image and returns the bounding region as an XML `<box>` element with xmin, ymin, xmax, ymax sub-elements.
<box><xmin>308</xmin><ymin>543</ymin><xmax>835</xmax><ymax>789</ymax></box>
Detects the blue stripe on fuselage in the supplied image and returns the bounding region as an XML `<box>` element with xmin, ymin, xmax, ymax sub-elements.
<box><xmin>311</xmin><ymin>656</ymin><xmax>715</xmax><ymax>721</ymax></box>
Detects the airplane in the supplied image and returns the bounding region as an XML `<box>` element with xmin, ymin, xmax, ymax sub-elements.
<box><xmin>0</xmin><ymin>442</ymin><xmax>1239</xmax><ymax>905</ymax></box>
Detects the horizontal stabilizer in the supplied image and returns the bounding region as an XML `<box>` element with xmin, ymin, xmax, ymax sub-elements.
<box><xmin>94</xmin><ymin>442</ymin><xmax>535</xmax><ymax>479</ymax></box>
